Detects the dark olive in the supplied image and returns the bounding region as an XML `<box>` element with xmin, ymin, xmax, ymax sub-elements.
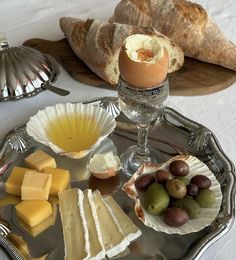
<box><xmin>190</xmin><ymin>175</ymin><xmax>211</xmax><ymax>189</ymax></box>
<box><xmin>155</xmin><ymin>170</ymin><xmax>172</xmax><ymax>184</ymax></box>
<box><xmin>169</xmin><ymin>160</ymin><xmax>189</xmax><ymax>176</ymax></box>
<box><xmin>170</xmin><ymin>199</ymin><xmax>184</xmax><ymax>208</ymax></box>
<box><xmin>186</xmin><ymin>183</ymin><xmax>199</xmax><ymax>196</ymax></box>
<box><xmin>163</xmin><ymin>207</ymin><xmax>189</xmax><ymax>227</ymax></box>
<box><xmin>135</xmin><ymin>174</ymin><xmax>155</xmax><ymax>191</ymax></box>
<box><xmin>166</xmin><ymin>179</ymin><xmax>187</xmax><ymax>199</ymax></box>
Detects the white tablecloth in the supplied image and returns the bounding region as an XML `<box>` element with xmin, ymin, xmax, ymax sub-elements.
<box><xmin>0</xmin><ymin>0</ymin><xmax>235</xmax><ymax>259</ymax></box>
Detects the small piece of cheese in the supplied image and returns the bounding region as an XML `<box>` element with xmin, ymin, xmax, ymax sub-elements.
<box><xmin>5</xmin><ymin>166</ymin><xmax>36</xmax><ymax>196</ymax></box>
<box><xmin>8</xmin><ymin>234</ymin><xmax>31</xmax><ymax>258</ymax></box>
<box><xmin>0</xmin><ymin>194</ymin><xmax>21</xmax><ymax>207</ymax></box>
<box><xmin>18</xmin><ymin>203</ymin><xmax>57</xmax><ymax>237</ymax></box>
<box><xmin>24</xmin><ymin>150</ymin><xmax>56</xmax><ymax>171</ymax></box>
<box><xmin>42</xmin><ymin>167</ymin><xmax>70</xmax><ymax>195</ymax></box>
<box><xmin>92</xmin><ymin>190</ymin><xmax>129</xmax><ymax>258</ymax></box>
<box><xmin>15</xmin><ymin>200</ymin><xmax>52</xmax><ymax>227</ymax></box>
<box><xmin>21</xmin><ymin>171</ymin><xmax>52</xmax><ymax>200</ymax></box>
<box><xmin>83</xmin><ymin>189</ymin><xmax>105</xmax><ymax>260</ymax></box>
<box><xmin>59</xmin><ymin>189</ymin><xmax>90</xmax><ymax>260</ymax></box>
<box><xmin>48</xmin><ymin>195</ymin><xmax>59</xmax><ymax>205</ymax></box>
<box><xmin>104</xmin><ymin>196</ymin><xmax>142</xmax><ymax>242</ymax></box>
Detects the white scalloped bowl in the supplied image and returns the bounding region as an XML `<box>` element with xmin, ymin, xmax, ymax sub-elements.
<box><xmin>26</xmin><ymin>103</ymin><xmax>116</xmax><ymax>159</ymax></box>
<box><xmin>123</xmin><ymin>155</ymin><xmax>223</xmax><ymax>235</ymax></box>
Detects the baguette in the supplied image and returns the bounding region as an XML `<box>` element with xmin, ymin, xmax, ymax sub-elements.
<box><xmin>110</xmin><ymin>0</ymin><xmax>236</xmax><ymax>71</ymax></box>
<box><xmin>60</xmin><ymin>17</ymin><xmax>184</xmax><ymax>85</ymax></box>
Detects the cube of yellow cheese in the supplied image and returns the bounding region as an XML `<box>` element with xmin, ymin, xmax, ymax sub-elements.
<box><xmin>42</xmin><ymin>167</ymin><xmax>70</xmax><ymax>195</ymax></box>
<box><xmin>21</xmin><ymin>171</ymin><xmax>52</xmax><ymax>200</ymax></box>
<box><xmin>18</xmin><ymin>203</ymin><xmax>57</xmax><ymax>237</ymax></box>
<box><xmin>8</xmin><ymin>234</ymin><xmax>30</xmax><ymax>257</ymax></box>
<box><xmin>24</xmin><ymin>150</ymin><xmax>56</xmax><ymax>171</ymax></box>
<box><xmin>15</xmin><ymin>200</ymin><xmax>52</xmax><ymax>227</ymax></box>
<box><xmin>0</xmin><ymin>194</ymin><xmax>21</xmax><ymax>208</ymax></box>
<box><xmin>5</xmin><ymin>166</ymin><xmax>36</xmax><ymax>196</ymax></box>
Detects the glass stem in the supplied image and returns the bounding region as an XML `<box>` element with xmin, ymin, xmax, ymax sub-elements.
<box><xmin>136</xmin><ymin>123</ymin><xmax>150</xmax><ymax>157</ymax></box>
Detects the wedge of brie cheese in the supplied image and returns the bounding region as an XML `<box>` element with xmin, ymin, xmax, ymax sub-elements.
<box><xmin>104</xmin><ymin>196</ymin><xmax>142</xmax><ymax>242</ymax></box>
<box><xmin>83</xmin><ymin>189</ymin><xmax>105</xmax><ymax>260</ymax></box>
<box><xmin>92</xmin><ymin>190</ymin><xmax>130</xmax><ymax>258</ymax></box>
<box><xmin>58</xmin><ymin>189</ymin><xmax>90</xmax><ymax>260</ymax></box>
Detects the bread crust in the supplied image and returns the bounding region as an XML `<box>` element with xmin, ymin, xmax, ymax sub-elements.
<box><xmin>110</xmin><ymin>0</ymin><xmax>236</xmax><ymax>71</ymax></box>
<box><xmin>60</xmin><ymin>17</ymin><xmax>184</xmax><ymax>85</ymax></box>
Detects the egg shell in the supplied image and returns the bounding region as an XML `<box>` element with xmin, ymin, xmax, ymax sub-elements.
<box><xmin>87</xmin><ymin>152</ymin><xmax>121</xmax><ymax>179</ymax></box>
<box><xmin>92</xmin><ymin>167</ymin><xmax>118</xmax><ymax>179</ymax></box>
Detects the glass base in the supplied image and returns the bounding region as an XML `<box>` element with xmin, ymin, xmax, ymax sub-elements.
<box><xmin>120</xmin><ymin>145</ymin><xmax>164</xmax><ymax>177</ymax></box>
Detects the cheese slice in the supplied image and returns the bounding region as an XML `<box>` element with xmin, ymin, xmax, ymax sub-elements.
<box><xmin>104</xmin><ymin>196</ymin><xmax>142</xmax><ymax>242</ymax></box>
<box><xmin>58</xmin><ymin>189</ymin><xmax>90</xmax><ymax>260</ymax></box>
<box><xmin>83</xmin><ymin>190</ymin><xmax>105</xmax><ymax>260</ymax></box>
<box><xmin>92</xmin><ymin>190</ymin><xmax>129</xmax><ymax>258</ymax></box>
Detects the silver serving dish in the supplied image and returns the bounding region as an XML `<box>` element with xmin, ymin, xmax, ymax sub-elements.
<box><xmin>0</xmin><ymin>34</ymin><xmax>69</xmax><ymax>101</ymax></box>
<box><xmin>0</xmin><ymin>97</ymin><xmax>235</xmax><ymax>260</ymax></box>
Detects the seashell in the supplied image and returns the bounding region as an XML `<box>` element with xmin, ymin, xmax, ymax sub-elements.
<box><xmin>123</xmin><ymin>155</ymin><xmax>223</xmax><ymax>234</ymax></box>
<box><xmin>6</xmin><ymin>125</ymin><xmax>31</xmax><ymax>153</ymax></box>
<box><xmin>0</xmin><ymin>34</ymin><xmax>57</xmax><ymax>101</ymax></box>
<box><xmin>87</xmin><ymin>151</ymin><xmax>121</xmax><ymax>179</ymax></box>
<box><xmin>26</xmin><ymin>103</ymin><xmax>116</xmax><ymax>159</ymax></box>
<box><xmin>98</xmin><ymin>97</ymin><xmax>120</xmax><ymax>118</ymax></box>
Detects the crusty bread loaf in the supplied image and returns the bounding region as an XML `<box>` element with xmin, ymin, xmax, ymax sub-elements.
<box><xmin>60</xmin><ymin>17</ymin><xmax>184</xmax><ymax>85</ymax></box>
<box><xmin>110</xmin><ymin>0</ymin><xmax>236</xmax><ymax>71</ymax></box>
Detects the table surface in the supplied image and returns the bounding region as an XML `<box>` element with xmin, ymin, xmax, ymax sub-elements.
<box><xmin>0</xmin><ymin>0</ymin><xmax>235</xmax><ymax>259</ymax></box>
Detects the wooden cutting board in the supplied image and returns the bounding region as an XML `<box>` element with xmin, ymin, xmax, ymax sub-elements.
<box><xmin>23</xmin><ymin>38</ymin><xmax>236</xmax><ymax>96</ymax></box>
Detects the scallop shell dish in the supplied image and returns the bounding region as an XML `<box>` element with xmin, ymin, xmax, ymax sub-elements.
<box><xmin>123</xmin><ymin>155</ymin><xmax>223</xmax><ymax>235</ymax></box>
<box><xmin>26</xmin><ymin>103</ymin><xmax>116</xmax><ymax>159</ymax></box>
<box><xmin>0</xmin><ymin>34</ymin><xmax>56</xmax><ymax>101</ymax></box>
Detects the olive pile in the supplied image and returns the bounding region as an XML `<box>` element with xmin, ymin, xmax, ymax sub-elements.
<box><xmin>135</xmin><ymin>159</ymin><xmax>216</xmax><ymax>227</ymax></box>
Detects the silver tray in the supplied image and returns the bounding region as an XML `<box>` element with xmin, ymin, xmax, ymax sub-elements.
<box><xmin>0</xmin><ymin>97</ymin><xmax>235</xmax><ymax>260</ymax></box>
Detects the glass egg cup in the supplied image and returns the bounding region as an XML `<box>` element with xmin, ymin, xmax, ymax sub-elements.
<box><xmin>118</xmin><ymin>77</ymin><xmax>169</xmax><ymax>176</ymax></box>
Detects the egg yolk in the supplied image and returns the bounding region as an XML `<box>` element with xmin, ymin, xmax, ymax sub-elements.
<box><xmin>136</xmin><ymin>49</ymin><xmax>155</xmax><ymax>62</ymax></box>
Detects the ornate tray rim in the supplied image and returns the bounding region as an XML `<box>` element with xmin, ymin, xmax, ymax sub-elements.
<box><xmin>163</xmin><ymin>107</ymin><xmax>236</xmax><ymax>259</ymax></box>
<box><xmin>0</xmin><ymin>97</ymin><xmax>235</xmax><ymax>260</ymax></box>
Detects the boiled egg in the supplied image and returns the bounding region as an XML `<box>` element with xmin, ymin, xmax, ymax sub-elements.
<box><xmin>119</xmin><ymin>34</ymin><xmax>169</xmax><ymax>89</ymax></box>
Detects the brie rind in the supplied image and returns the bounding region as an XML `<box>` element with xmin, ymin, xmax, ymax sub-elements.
<box><xmin>83</xmin><ymin>189</ymin><xmax>106</xmax><ymax>260</ymax></box>
<box><xmin>92</xmin><ymin>190</ymin><xmax>130</xmax><ymax>258</ymax></box>
<box><xmin>104</xmin><ymin>195</ymin><xmax>142</xmax><ymax>242</ymax></box>
<box><xmin>58</xmin><ymin>189</ymin><xmax>90</xmax><ymax>260</ymax></box>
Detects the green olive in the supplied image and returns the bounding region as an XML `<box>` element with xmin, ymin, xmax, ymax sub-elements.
<box><xmin>144</xmin><ymin>183</ymin><xmax>170</xmax><ymax>215</ymax></box>
<box><xmin>166</xmin><ymin>179</ymin><xmax>187</xmax><ymax>199</ymax></box>
<box><xmin>176</xmin><ymin>176</ymin><xmax>190</xmax><ymax>186</ymax></box>
<box><xmin>195</xmin><ymin>189</ymin><xmax>216</xmax><ymax>208</ymax></box>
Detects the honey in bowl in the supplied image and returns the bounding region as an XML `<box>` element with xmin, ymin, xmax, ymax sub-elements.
<box><xmin>45</xmin><ymin>114</ymin><xmax>101</xmax><ymax>153</ymax></box>
<box><xmin>26</xmin><ymin>103</ymin><xmax>116</xmax><ymax>159</ymax></box>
